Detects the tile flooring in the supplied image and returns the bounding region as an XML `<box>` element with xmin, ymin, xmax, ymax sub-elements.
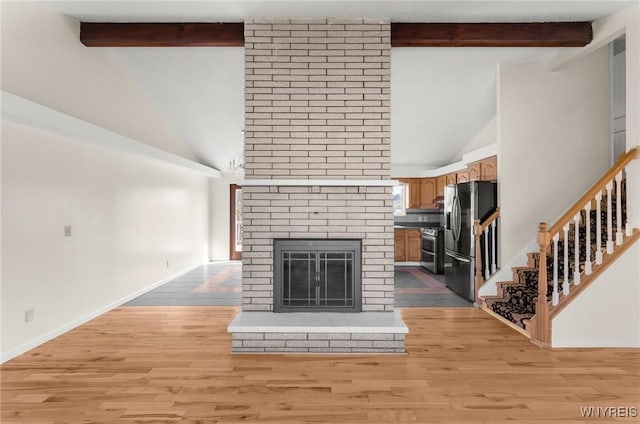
<box><xmin>394</xmin><ymin>266</ymin><xmax>472</xmax><ymax>307</ymax></box>
<box><xmin>125</xmin><ymin>262</ymin><xmax>241</xmax><ymax>306</ymax></box>
<box><xmin>125</xmin><ymin>262</ymin><xmax>471</xmax><ymax>307</ymax></box>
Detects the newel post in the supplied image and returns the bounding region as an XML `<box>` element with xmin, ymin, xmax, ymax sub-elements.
<box><xmin>531</xmin><ymin>222</ymin><xmax>551</xmax><ymax>347</ymax></box>
<box><xmin>473</xmin><ymin>219</ymin><xmax>483</xmax><ymax>307</ymax></box>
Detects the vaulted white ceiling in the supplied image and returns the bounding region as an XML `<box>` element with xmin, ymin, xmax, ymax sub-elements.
<box><xmin>108</xmin><ymin>47</ymin><xmax>244</xmax><ymax>171</ymax></box>
<box><xmin>42</xmin><ymin>0</ymin><xmax>637</xmax><ymax>174</ymax></box>
<box><xmin>48</xmin><ymin>0</ymin><xmax>637</xmax><ymax>23</ymax></box>
<box><xmin>391</xmin><ymin>47</ymin><xmax>559</xmax><ymax>169</ymax></box>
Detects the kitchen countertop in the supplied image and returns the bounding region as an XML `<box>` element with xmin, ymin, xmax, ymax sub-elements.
<box><xmin>394</xmin><ymin>223</ymin><xmax>442</xmax><ymax>229</ymax></box>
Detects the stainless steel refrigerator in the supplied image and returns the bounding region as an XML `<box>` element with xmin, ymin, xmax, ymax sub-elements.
<box><xmin>444</xmin><ymin>181</ymin><xmax>497</xmax><ymax>302</ymax></box>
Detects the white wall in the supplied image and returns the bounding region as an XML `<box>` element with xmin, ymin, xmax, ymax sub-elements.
<box><xmin>498</xmin><ymin>46</ymin><xmax>611</xmax><ymax>264</ymax></box>
<box><xmin>545</xmin><ymin>4</ymin><xmax>640</xmax><ymax>347</ymax></box>
<box><xmin>552</xmin><ymin>243</ymin><xmax>640</xmax><ymax>347</ymax></box>
<box><xmin>0</xmin><ymin>1</ymin><xmax>196</xmax><ymax>161</ymax></box>
<box><xmin>1</xmin><ymin>120</ymin><xmax>209</xmax><ymax>362</ymax></box>
<box><xmin>551</xmin><ymin>3</ymin><xmax>639</xmax><ymax>249</ymax></box>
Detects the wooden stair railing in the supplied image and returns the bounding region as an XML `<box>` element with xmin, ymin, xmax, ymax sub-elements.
<box><xmin>530</xmin><ymin>146</ymin><xmax>639</xmax><ymax>346</ymax></box>
<box><xmin>473</xmin><ymin>208</ymin><xmax>500</xmax><ymax>306</ymax></box>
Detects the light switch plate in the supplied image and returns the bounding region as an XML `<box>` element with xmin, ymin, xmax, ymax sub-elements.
<box><xmin>64</xmin><ymin>226</ymin><xmax>72</xmax><ymax>237</ymax></box>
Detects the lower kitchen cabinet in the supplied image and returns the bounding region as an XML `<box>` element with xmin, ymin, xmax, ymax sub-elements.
<box><xmin>395</xmin><ymin>228</ymin><xmax>421</xmax><ymax>262</ymax></box>
<box><xmin>406</xmin><ymin>229</ymin><xmax>421</xmax><ymax>261</ymax></box>
<box><xmin>394</xmin><ymin>229</ymin><xmax>407</xmax><ymax>261</ymax></box>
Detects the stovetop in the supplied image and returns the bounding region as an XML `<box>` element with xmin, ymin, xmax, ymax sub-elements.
<box><xmin>420</xmin><ymin>227</ymin><xmax>444</xmax><ymax>236</ymax></box>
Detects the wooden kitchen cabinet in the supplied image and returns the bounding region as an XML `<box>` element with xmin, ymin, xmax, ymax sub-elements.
<box><xmin>419</xmin><ymin>178</ymin><xmax>437</xmax><ymax>208</ymax></box>
<box><xmin>445</xmin><ymin>172</ymin><xmax>457</xmax><ymax>185</ymax></box>
<box><xmin>468</xmin><ymin>161</ymin><xmax>482</xmax><ymax>181</ymax></box>
<box><xmin>395</xmin><ymin>228</ymin><xmax>421</xmax><ymax>262</ymax></box>
<box><xmin>406</xmin><ymin>229</ymin><xmax>422</xmax><ymax>261</ymax></box>
<box><xmin>480</xmin><ymin>156</ymin><xmax>497</xmax><ymax>181</ymax></box>
<box><xmin>400</xmin><ymin>178</ymin><xmax>438</xmax><ymax>209</ymax></box>
<box><xmin>394</xmin><ymin>178</ymin><xmax>416</xmax><ymax>209</ymax></box>
<box><xmin>394</xmin><ymin>229</ymin><xmax>407</xmax><ymax>261</ymax></box>
<box><xmin>457</xmin><ymin>170</ymin><xmax>470</xmax><ymax>183</ymax></box>
<box><xmin>465</xmin><ymin>156</ymin><xmax>498</xmax><ymax>182</ymax></box>
<box><xmin>407</xmin><ymin>179</ymin><xmax>422</xmax><ymax>209</ymax></box>
<box><xmin>436</xmin><ymin>175</ymin><xmax>447</xmax><ymax>198</ymax></box>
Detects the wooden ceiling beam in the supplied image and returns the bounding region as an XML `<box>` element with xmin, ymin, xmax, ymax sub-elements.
<box><xmin>391</xmin><ymin>22</ymin><xmax>593</xmax><ymax>47</ymax></box>
<box><xmin>80</xmin><ymin>22</ymin><xmax>592</xmax><ymax>48</ymax></box>
<box><xmin>80</xmin><ymin>22</ymin><xmax>244</xmax><ymax>47</ymax></box>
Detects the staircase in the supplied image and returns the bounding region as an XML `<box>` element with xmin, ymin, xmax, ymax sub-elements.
<box><xmin>480</xmin><ymin>147</ymin><xmax>640</xmax><ymax>346</ymax></box>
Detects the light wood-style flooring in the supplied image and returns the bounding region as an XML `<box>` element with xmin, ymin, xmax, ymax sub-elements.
<box><xmin>2</xmin><ymin>307</ymin><xmax>638</xmax><ymax>423</ymax></box>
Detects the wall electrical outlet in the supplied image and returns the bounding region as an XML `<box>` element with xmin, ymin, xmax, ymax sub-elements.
<box><xmin>24</xmin><ymin>308</ymin><xmax>34</xmax><ymax>323</ymax></box>
<box><xmin>165</xmin><ymin>260</ymin><xmax>170</xmax><ymax>268</ymax></box>
<box><xmin>64</xmin><ymin>226</ymin><xmax>72</xmax><ymax>237</ymax></box>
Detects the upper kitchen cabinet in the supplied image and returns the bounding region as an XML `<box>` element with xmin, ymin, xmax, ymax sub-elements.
<box><xmin>407</xmin><ymin>178</ymin><xmax>422</xmax><ymax>209</ymax></box>
<box><xmin>480</xmin><ymin>156</ymin><xmax>497</xmax><ymax>181</ymax></box>
<box><xmin>465</xmin><ymin>156</ymin><xmax>497</xmax><ymax>182</ymax></box>
<box><xmin>394</xmin><ymin>178</ymin><xmax>419</xmax><ymax>209</ymax></box>
<box><xmin>419</xmin><ymin>178</ymin><xmax>437</xmax><ymax>208</ymax></box>
<box><xmin>468</xmin><ymin>161</ymin><xmax>482</xmax><ymax>181</ymax></box>
<box><xmin>456</xmin><ymin>170</ymin><xmax>470</xmax><ymax>183</ymax></box>
<box><xmin>445</xmin><ymin>173</ymin><xmax>457</xmax><ymax>185</ymax></box>
<box><xmin>436</xmin><ymin>175</ymin><xmax>447</xmax><ymax>198</ymax></box>
<box><xmin>393</xmin><ymin>154</ymin><xmax>496</xmax><ymax>209</ymax></box>
<box><xmin>395</xmin><ymin>177</ymin><xmax>438</xmax><ymax>209</ymax></box>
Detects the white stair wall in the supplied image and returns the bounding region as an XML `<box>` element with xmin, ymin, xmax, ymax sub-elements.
<box><xmin>551</xmin><ymin>242</ymin><xmax>640</xmax><ymax>347</ymax></box>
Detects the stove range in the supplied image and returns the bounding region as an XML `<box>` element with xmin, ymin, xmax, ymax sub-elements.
<box><xmin>420</xmin><ymin>227</ymin><xmax>444</xmax><ymax>274</ymax></box>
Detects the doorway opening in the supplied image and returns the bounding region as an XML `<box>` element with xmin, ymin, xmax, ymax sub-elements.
<box><xmin>230</xmin><ymin>184</ymin><xmax>242</xmax><ymax>260</ymax></box>
<box><xmin>611</xmin><ymin>36</ymin><xmax>626</xmax><ymax>164</ymax></box>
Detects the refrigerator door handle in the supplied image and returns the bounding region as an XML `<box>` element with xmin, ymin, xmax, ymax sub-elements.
<box><xmin>445</xmin><ymin>251</ymin><xmax>471</xmax><ymax>263</ymax></box>
<box><xmin>451</xmin><ymin>194</ymin><xmax>456</xmax><ymax>238</ymax></box>
<box><xmin>453</xmin><ymin>193</ymin><xmax>462</xmax><ymax>242</ymax></box>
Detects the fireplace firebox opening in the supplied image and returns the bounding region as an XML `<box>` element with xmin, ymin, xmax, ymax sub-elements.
<box><xmin>273</xmin><ymin>239</ymin><xmax>362</xmax><ymax>313</ymax></box>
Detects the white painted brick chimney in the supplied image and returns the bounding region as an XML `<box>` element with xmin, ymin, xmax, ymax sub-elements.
<box><xmin>241</xmin><ymin>18</ymin><xmax>395</xmax><ymax>313</ymax></box>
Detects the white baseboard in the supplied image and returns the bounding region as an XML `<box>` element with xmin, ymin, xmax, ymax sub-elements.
<box><xmin>551</xmin><ymin>338</ymin><xmax>640</xmax><ymax>348</ymax></box>
<box><xmin>1</xmin><ymin>263</ymin><xmax>203</xmax><ymax>364</ymax></box>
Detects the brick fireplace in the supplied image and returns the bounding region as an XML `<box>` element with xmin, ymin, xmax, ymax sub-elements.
<box><xmin>227</xmin><ymin>18</ymin><xmax>407</xmax><ymax>353</ymax></box>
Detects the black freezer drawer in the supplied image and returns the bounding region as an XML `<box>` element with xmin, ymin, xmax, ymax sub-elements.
<box><xmin>444</xmin><ymin>250</ymin><xmax>475</xmax><ymax>302</ymax></box>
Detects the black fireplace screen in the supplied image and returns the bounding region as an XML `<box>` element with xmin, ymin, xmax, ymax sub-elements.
<box><xmin>274</xmin><ymin>239</ymin><xmax>362</xmax><ymax>312</ymax></box>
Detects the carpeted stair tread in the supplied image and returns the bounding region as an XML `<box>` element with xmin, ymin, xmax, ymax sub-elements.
<box><xmin>484</xmin><ymin>299</ymin><xmax>535</xmax><ymax>328</ymax></box>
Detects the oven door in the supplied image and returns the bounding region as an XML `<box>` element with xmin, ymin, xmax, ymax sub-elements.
<box><xmin>422</xmin><ymin>234</ymin><xmax>436</xmax><ymax>252</ymax></box>
<box><xmin>421</xmin><ymin>234</ymin><xmax>437</xmax><ymax>273</ymax></box>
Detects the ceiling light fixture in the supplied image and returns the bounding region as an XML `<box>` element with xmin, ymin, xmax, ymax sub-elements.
<box><xmin>228</xmin><ymin>130</ymin><xmax>245</xmax><ymax>173</ymax></box>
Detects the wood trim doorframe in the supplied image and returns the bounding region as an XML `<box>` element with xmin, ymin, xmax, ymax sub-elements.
<box><xmin>230</xmin><ymin>184</ymin><xmax>242</xmax><ymax>260</ymax></box>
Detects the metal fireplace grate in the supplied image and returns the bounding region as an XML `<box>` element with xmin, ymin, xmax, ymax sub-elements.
<box><xmin>274</xmin><ymin>239</ymin><xmax>362</xmax><ymax>312</ymax></box>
